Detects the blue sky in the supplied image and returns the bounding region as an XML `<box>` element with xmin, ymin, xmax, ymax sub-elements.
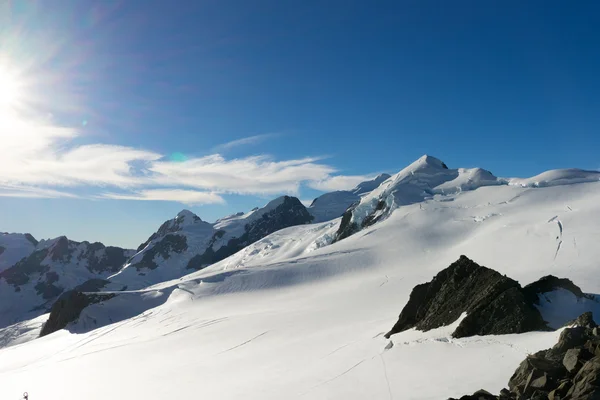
<box><xmin>0</xmin><ymin>0</ymin><xmax>598</xmax><ymax>248</ymax></box>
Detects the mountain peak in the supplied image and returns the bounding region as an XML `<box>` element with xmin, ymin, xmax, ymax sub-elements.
<box><xmin>176</xmin><ymin>209</ymin><xmax>201</xmax><ymax>224</ymax></box>
<box><xmin>413</xmin><ymin>155</ymin><xmax>448</xmax><ymax>170</ymax></box>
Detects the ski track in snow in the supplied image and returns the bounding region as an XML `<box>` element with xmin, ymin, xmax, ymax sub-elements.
<box><xmin>299</xmin><ymin>359</ymin><xmax>368</xmax><ymax>396</ymax></box>
<box><xmin>217</xmin><ymin>331</ymin><xmax>269</xmax><ymax>355</ymax></box>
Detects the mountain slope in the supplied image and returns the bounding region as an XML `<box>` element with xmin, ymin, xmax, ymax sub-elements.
<box><xmin>335</xmin><ymin>155</ymin><xmax>600</xmax><ymax>241</ymax></box>
<box><xmin>110</xmin><ymin>196</ymin><xmax>314</xmax><ymax>289</ymax></box>
<box><xmin>0</xmin><ymin>236</ymin><xmax>133</xmax><ymax>329</ymax></box>
<box><xmin>0</xmin><ymin>233</ymin><xmax>38</xmax><ymax>272</ymax></box>
<box><xmin>2</xmin><ymin>157</ymin><xmax>600</xmax><ymax>399</ymax></box>
<box><xmin>308</xmin><ymin>173</ymin><xmax>391</xmax><ymax>223</ymax></box>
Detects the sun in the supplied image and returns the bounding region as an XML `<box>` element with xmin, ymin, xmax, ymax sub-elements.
<box><xmin>0</xmin><ymin>65</ymin><xmax>23</xmax><ymax>111</ymax></box>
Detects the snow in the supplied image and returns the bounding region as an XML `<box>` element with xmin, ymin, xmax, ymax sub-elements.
<box><xmin>0</xmin><ymin>233</ymin><xmax>37</xmax><ymax>272</ymax></box>
<box><xmin>309</xmin><ymin>174</ymin><xmax>391</xmax><ymax>223</ymax></box>
<box><xmin>508</xmin><ymin>168</ymin><xmax>600</xmax><ymax>188</ymax></box>
<box><xmin>535</xmin><ymin>288</ymin><xmax>600</xmax><ymax>329</ymax></box>
<box><xmin>1</xmin><ymin>158</ymin><xmax>600</xmax><ymax>399</ymax></box>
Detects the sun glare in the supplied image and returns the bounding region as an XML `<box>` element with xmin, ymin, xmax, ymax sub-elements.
<box><xmin>0</xmin><ymin>65</ymin><xmax>22</xmax><ymax>111</ymax></box>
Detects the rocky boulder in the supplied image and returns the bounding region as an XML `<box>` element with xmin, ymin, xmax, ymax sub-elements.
<box><xmin>386</xmin><ymin>255</ymin><xmax>548</xmax><ymax>339</ymax></box>
<box><xmin>450</xmin><ymin>313</ymin><xmax>600</xmax><ymax>400</ymax></box>
<box><xmin>40</xmin><ymin>291</ymin><xmax>115</xmax><ymax>337</ymax></box>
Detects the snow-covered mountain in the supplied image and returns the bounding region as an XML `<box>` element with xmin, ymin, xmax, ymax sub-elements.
<box><xmin>335</xmin><ymin>155</ymin><xmax>600</xmax><ymax>241</ymax></box>
<box><xmin>109</xmin><ymin>195</ymin><xmax>314</xmax><ymax>289</ymax></box>
<box><xmin>0</xmin><ymin>232</ymin><xmax>38</xmax><ymax>272</ymax></box>
<box><xmin>2</xmin><ymin>155</ymin><xmax>600</xmax><ymax>400</ymax></box>
<box><xmin>308</xmin><ymin>173</ymin><xmax>391</xmax><ymax>222</ymax></box>
<box><xmin>0</xmin><ymin>236</ymin><xmax>133</xmax><ymax>328</ymax></box>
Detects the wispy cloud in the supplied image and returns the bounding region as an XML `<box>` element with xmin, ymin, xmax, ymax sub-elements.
<box><xmin>101</xmin><ymin>189</ymin><xmax>225</xmax><ymax>205</ymax></box>
<box><xmin>308</xmin><ymin>175</ymin><xmax>375</xmax><ymax>192</ymax></box>
<box><xmin>213</xmin><ymin>133</ymin><xmax>280</xmax><ymax>151</ymax></box>
<box><xmin>0</xmin><ymin>115</ymin><xmax>369</xmax><ymax>205</ymax></box>
<box><xmin>149</xmin><ymin>154</ymin><xmax>334</xmax><ymax>195</ymax></box>
<box><xmin>0</xmin><ymin>184</ymin><xmax>80</xmax><ymax>199</ymax></box>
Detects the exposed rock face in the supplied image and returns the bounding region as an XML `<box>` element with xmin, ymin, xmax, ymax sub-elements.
<box><xmin>132</xmin><ymin>234</ymin><xmax>188</xmax><ymax>270</ymax></box>
<box><xmin>450</xmin><ymin>313</ymin><xmax>600</xmax><ymax>400</ymax></box>
<box><xmin>187</xmin><ymin>196</ymin><xmax>313</xmax><ymax>270</ymax></box>
<box><xmin>0</xmin><ymin>237</ymin><xmax>133</xmax><ymax>330</ymax></box>
<box><xmin>114</xmin><ymin>196</ymin><xmax>314</xmax><ymax>289</ymax></box>
<box><xmin>386</xmin><ymin>256</ymin><xmax>548</xmax><ymax>339</ymax></box>
<box><xmin>523</xmin><ymin>275</ymin><xmax>590</xmax><ymax>305</ymax></box>
<box><xmin>136</xmin><ymin>210</ymin><xmax>201</xmax><ymax>252</ymax></box>
<box><xmin>39</xmin><ymin>291</ymin><xmax>115</xmax><ymax>337</ymax></box>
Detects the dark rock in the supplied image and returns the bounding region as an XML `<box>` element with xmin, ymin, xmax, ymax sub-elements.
<box><xmin>385</xmin><ymin>255</ymin><xmax>547</xmax><ymax>338</ymax></box>
<box><xmin>524</xmin><ymin>275</ymin><xmax>589</xmax><ymax>305</ymax></box>
<box><xmin>136</xmin><ymin>210</ymin><xmax>203</xmax><ymax>252</ymax></box>
<box><xmin>498</xmin><ymin>388</ymin><xmax>513</xmax><ymax>399</ymax></box>
<box><xmin>0</xmin><ymin>248</ymin><xmax>50</xmax><ymax>286</ymax></box>
<box><xmin>40</xmin><ymin>291</ymin><xmax>115</xmax><ymax>337</ymax></box>
<box><xmin>24</xmin><ymin>233</ymin><xmax>38</xmax><ymax>246</ymax></box>
<box><xmin>0</xmin><ymin>246</ymin><xmax>4</xmax><ymax>256</ymax></box>
<box><xmin>73</xmin><ymin>278</ymin><xmax>110</xmax><ymax>292</ymax></box>
<box><xmin>187</xmin><ymin>196</ymin><xmax>313</xmax><ymax>271</ymax></box>
<box><xmin>564</xmin><ymin>348</ymin><xmax>594</xmax><ymax>374</ymax></box>
<box><xmin>134</xmin><ymin>234</ymin><xmax>188</xmax><ymax>270</ymax></box>
<box><xmin>454</xmin><ymin>313</ymin><xmax>600</xmax><ymax>400</ymax></box>
<box><xmin>566</xmin><ymin>356</ymin><xmax>600</xmax><ymax>398</ymax></box>
<box><xmin>585</xmin><ymin>340</ymin><xmax>600</xmax><ymax>358</ymax></box>
<box><xmin>568</xmin><ymin>312</ymin><xmax>598</xmax><ymax>329</ymax></box>
<box><xmin>85</xmin><ymin>245</ymin><xmax>131</xmax><ymax>274</ymax></box>
<box><xmin>333</xmin><ymin>209</ymin><xmax>359</xmax><ymax>242</ymax></box>
<box><xmin>554</xmin><ymin>327</ymin><xmax>588</xmax><ymax>353</ymax></box>
<box><xmin>548</xmin><ymin>380</ymin><xmax>571</xmax><ymax>400</ymax></box>
<box><xmin>509</xmin><ymin>352</ymin><xmax>564</xmax><ymax>393</ymax></box>
<box><xmin>49</xmin><ymin>236</ymin><xmax>71</xmax><ymax>262</ymax></box>
<box><xmin>448</xmin><ymin>389</ymin><xmax>496</xmax><ymax>400</ymax></box>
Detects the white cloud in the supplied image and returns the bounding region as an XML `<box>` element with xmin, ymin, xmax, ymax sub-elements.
<box><xmin>0</xmin><ymin>113</ymin><xmax>374</xmax><ymax>205</ymax></box>
<box><xmin>101</xmin><ymin>189</ymin><xmax>224</xmax><ymax>205</ymax></box>
<box><xmin>149</xmin><ymin>155</ymin><xmax>335</xmax><ymax>195</ymax></box>
<box><xmin>213</xmin><ymin>133</ymin><xmax>279</xmax><ymax>151</ymax></box>
<box><xmin>308</xmin><ymin>175</ymin><xmax>374</xmax><ymax>192</ymax></box>
<box><xmin>0</xmin><ymin>115</ymin><xmax>160</xmax><ymax>187</ymax></box>
<box><xmin>0</xmin><ymin>184</ymin><xmax>79</xmax><ymax>199</ymax></box>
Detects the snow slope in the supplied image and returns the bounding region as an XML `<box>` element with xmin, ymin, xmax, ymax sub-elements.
<box><xmin>111</xmin><ymin>196</ymin><xmax>313</xmax><ymax>289</ymax></box>
<box><xmin>337</xmin><ymin>155</ymin><xmax>599</xmax><ymax>240</ymax></box>
<box><xmin>1</xmin><ymin>160</ymin><xmax>600</xmax><ymax>399</ymax></box>
<box><xmin>0</xmin><ymin>233</ymin><xmax>37</xmax><ymax>272</ymax></box>
<box><xmin>0</xmin><ymin>236</ymin><xmax>134</xmax><ymax>329</ymax></box>
<box><xmin>308</xmin><ymin>173</ymin><xmax>391</xmax><ymax>223</ymax></box>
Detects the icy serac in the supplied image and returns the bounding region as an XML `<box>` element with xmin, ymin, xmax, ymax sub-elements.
<box><xmin>308</xmin><ymin>173</ymin><xmax>391</xmax><ymax>222</ymax></box>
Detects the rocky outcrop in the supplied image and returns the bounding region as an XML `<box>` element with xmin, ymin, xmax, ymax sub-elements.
<box><xmin>450</xmin><ymin>313</ymin><xmax>600</xmax><ymax>400</ymax></box>
<box><xmin>136</xmin><ymin>210</ymin><xmax>201</xmax><ymax>252</ymax></box>
<box><xmin>39</xmin><ymin>291</ymin><xmax>115</xmax><ymax>337</ymax></box>
<box><xmin>0</xmin><ymin>237</ymin><xmax>133</xmax><ymax>330</ymax></box>
<box><xmin>186</xmin><ymin>196</ymin><xmax>313</xmax><ymax>270</ymax></box>
<box><xmin>523</xmin><ymin>275</ymin><xmax>591</xmax><ymax>305</ymax></box>
<box><xmin>386</xmin><ymin>256</ymin><xmax>549</xmax><ymax>339</ymax></box>
<box><xmin>132</xmin><ymin>234</ymin><xmax>188</xmax><ymax>271</ymax></box>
